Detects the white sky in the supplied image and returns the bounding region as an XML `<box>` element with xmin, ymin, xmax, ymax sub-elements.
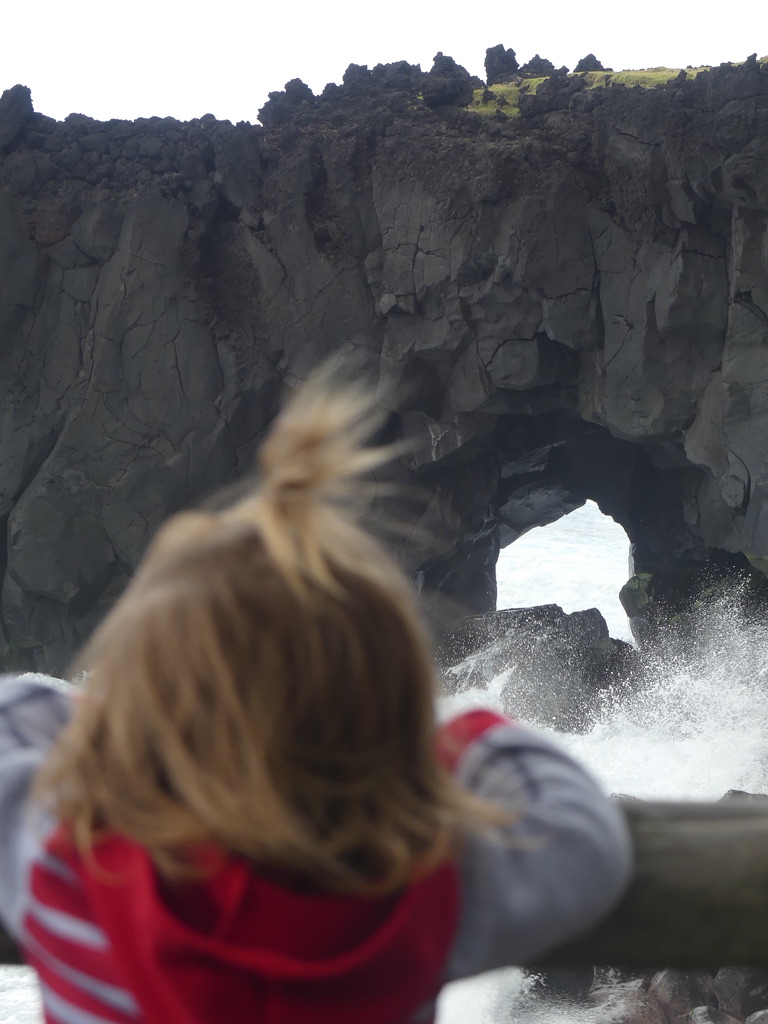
<box><xmin>3</xmin><ymin>0</ymin><xmax>768</xmax><ymax>124</ymax></box>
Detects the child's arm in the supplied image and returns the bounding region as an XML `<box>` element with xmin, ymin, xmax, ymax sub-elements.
<box><xmin>0</xmin><ymin>676</ymin><xmax>72</xmax><ymax>938</ymax></box>
<box><xmin>441</xmin><ymin>711</ymin><xmax>633</xmax><ymax>980</ymax></box>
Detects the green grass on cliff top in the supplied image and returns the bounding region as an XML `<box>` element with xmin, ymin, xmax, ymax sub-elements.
<box><xmin>471</xmin><ymin>59</ymin><xmax>768</xmax><ymax>117</ymax></box>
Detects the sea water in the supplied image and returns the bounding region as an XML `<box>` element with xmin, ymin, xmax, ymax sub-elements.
<box><xmin>494</xmin><ymin>500</ymin><xmax>633</xmax><ymax>642</ymax></box>
<box><xmin>4</xmin><ymin>501</ymin><xmax>768</xmax><ymax>1022</ymax></box>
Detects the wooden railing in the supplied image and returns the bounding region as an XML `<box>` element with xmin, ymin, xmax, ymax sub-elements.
<box><xmin>2</xmin><ymin>799</ymin><xmax>768</xmax><ymax>967</ymax></box>
<box><xmin>541</xmin><ymin>798</ymin><xmax>768</xmax><ymax>967</ymax></box>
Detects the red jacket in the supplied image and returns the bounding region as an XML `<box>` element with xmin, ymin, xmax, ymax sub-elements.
<box><xmin>26</xmin><ymin>827</ymin><xmax>459</xmax><ymax>1024</ymax></box>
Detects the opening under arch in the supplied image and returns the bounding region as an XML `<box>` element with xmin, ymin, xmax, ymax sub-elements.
<box><xmin>496</xmin><ymin>501</ymin><xmax>632</xmax><ymax>640</ymax></box>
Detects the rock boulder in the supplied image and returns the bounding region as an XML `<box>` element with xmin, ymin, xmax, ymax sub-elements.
<box><xmin>441</xmin><ymin>604</ymin><xmax>633</xmax><ymax>730</ymax></box>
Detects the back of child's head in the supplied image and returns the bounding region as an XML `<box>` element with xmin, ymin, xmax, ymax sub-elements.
<box><xmin>37</xmin><ymin>378</ymin><xmax>483</xmax><ymax>892</ymax></box>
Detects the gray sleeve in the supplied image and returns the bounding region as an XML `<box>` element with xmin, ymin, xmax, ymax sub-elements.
<box><xmin>445</xmin><ymin>723</ymin><xmax>633</xmax><ymax>981</ymax></box>
<box><xmin>0</xmin><ymin>675</ymin><xmax>72</xmax><ymax>937</ymax></box>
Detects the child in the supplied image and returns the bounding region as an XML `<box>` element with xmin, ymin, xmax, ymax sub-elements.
<box><xmin>0</xmin><ymin>379</ymin><xmax>632</xmax><ymax>1024</ymax></box>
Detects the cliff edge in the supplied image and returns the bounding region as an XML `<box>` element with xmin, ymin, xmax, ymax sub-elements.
<box><xmin>2</xmin><ymin>56</ymin><xmax>768</xmax><ymax>669</ymax></box>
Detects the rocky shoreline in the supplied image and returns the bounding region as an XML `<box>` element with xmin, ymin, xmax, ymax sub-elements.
<box><xmin>534</xmin><ymin>966</ymin><xmax>768</xmax><ymax>1024</ymax></box>
<box><xmin>439</xmin><ymin>603</ymin><xmax>634</xmax><ymax>730</ymax></box>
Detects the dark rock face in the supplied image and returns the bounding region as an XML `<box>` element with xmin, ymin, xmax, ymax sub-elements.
<box><xmin>485</xmin><ymin>44</ymin><xmax>519</xmax><ymax>85</ymax></box>
<box><xmin>720</xmin><ymin>790</ymin><xmax>768</xmax><ymax>803</ymax></box>
<box><xmin>258</xmin><ymin>78</ymin><xmax>316</xmax><ymax>127</ymax></box>
<box><xmin>686</xmin><ymin>1009</ymin><xmax>741</xmax><ymax>1024</ymax></box>
<box><xmin>574</xmin><ymin>54</ymin><xmax>606</xmax><ymax>73</ymax></box>
<box><xmin>0</xmin><ymin>85</ymin><xmax>33</xmax><ymax>149</ymax></box>
<box><xmin>2</xmin><ymin>59</ymin><xmax>768</xmax><ymax>670</ymax></box>
<box><xmin>591</xmin><ymin>978</ymin><xmax>668</xmax><ymax>1023</ymax></box>
<box><xmin>585</xmin><ymin>968</ymin><xmax>768</xmax><ymax>1024</ymax></box>
<box><xmin>647</xmin><ymin>970</ymin><xmax>717</xmax><ymax>1024</ymax></box>
<box><xmin>519</xmin><ymin>54</ymin><xmax>558</xmax><ymax>77</ymax></box>
<box><xmin>441</xmin><ymin>605</ymin><xmax>633</xmax><ymax>730</ymax></box>
<box><xmin>422</xmin><ymin>53</ymin><xmax>474</xmax><ymax>108</ymax></box>
<box><xmin>714</xmin><ymin>968</ymin><xmax>768</xmax><ymax>1020</ymax></box>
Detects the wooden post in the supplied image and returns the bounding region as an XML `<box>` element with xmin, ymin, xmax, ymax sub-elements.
<box><xmin>2</xmin><ymin>799</ymin><xmax>768</xmax><ymax>967</ymax></box>
<box><xmin>539</xmin><ymin>798</ymin><xmax>768</xmax><ymax>967</ymax></box>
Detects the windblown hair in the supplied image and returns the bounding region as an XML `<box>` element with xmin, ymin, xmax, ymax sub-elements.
<box><xmin>36</xmin><ymin>379</ymin><xmax>496</xmax><ymax>893</ymax></box>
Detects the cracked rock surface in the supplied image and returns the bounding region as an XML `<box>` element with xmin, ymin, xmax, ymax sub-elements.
<box><xmin>2</xmin><ymin>61</ymin><xmax>768</xmax><ymax>671</ymax></box>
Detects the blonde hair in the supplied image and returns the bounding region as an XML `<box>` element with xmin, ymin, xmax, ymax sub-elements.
<box><xmin>37</xmin><ymin>379</ymin><xmax>496</xmax><ymax>893</ymax></box>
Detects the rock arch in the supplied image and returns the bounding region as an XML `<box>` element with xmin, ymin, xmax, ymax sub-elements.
<box><xmin>1</xmin><ymin>61</ymin><xmax>768</xmax><ymax>669</ymax></box>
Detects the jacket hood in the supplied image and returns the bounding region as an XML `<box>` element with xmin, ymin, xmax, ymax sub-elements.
<box><xmin>54</xmin><ymin>831</ymin><xmax>460</xmax><ymax>1024</ymax></box>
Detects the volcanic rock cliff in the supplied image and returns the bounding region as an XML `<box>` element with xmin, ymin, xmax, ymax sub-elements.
<box><xmin>1</xmin><ymin>57</ymin><xmax>768</xmax><ymax>671</ymax></box>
